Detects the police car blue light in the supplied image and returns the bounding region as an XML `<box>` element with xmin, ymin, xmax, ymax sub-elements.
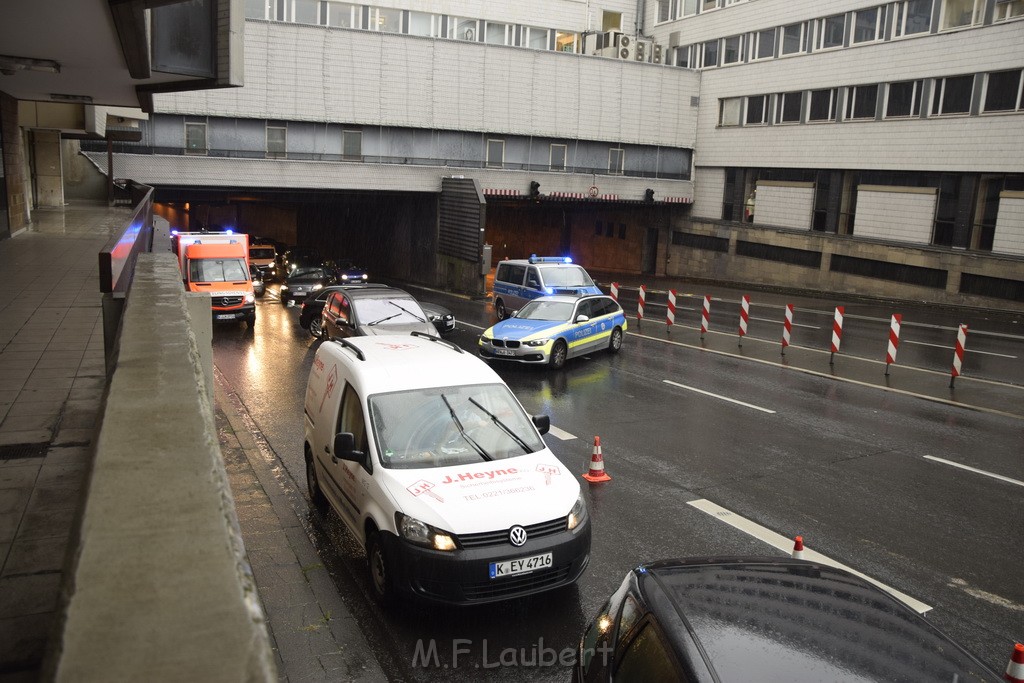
<box><xmin>479</xmin><ymin>294</ymin><xmax>627</xmax><ymax>370</ymax></box>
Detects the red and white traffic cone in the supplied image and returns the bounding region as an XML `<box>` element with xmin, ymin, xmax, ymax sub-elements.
<box><xmin>582</xmin><ymin>436</ymin><xmax>611</xmax><ymax>483</ymax></box>
<box><xmin>791</xmin><ymin>536</ymin><xmax>805</xmax><ymax>559</ymax></box>
<box><xmin>1006</xmin><ymin>643</ymin><xmax>1024</xmax><ymax>683</ymax></box>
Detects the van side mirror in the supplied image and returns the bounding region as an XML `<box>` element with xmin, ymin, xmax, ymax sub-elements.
<box><xmin>532</xmin><ymin>415</ymin><xmax>550</xmax><ymax>435</ymax></box>
<box><xmin>333</xmin><ymin>432</ymin><xmax>367</xmax><ymax>466</ymax></box>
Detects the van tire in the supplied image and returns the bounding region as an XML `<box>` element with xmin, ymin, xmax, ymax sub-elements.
<box><xmin>306</xmin><ymin>455</ymin><xmax>326</xmax><ymax>509</ymax></box>
<box><xmin>608</xmin><ymin>327</ymin><xmax>623</xmax><ymax>353</ymax></box>
<box><xmin>245</xmin><ymin>312</ymin><xmax>256</xmax><ymax>327</ymax></box>
<box><xmin>549</xmin><ymin>340</ymin><xmax>568</xmax><ymax>369</ymax></box>
<box><xmin>366</xmin><ymin>533</ymin><xmax>395</xmax><ymax>604</ymax></box>
<box><xmin>495</xmin><ymin>299</ymin><xmax>507</xmax><ymax>321</ymax></box>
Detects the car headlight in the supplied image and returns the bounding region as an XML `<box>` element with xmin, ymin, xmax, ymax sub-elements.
<box><xmin>396</xmin><ymin>513</ymin><xmax>457</xmax><ymax>551</ymax></box>
<box><xmin>341</xmin><ymin>274</ymin><xmax>349</xmax><ymax>280</ymax></box>
<box><xmin>524</xmin><ymin>338</ymin><xmax>550</xmax><ymax>347</ymax></box>
<box><xmin>312</xmin><ymin>283</ymin><xmax>323</xmax><ymax>291</ymax></box>
<box><xmin>479</xmin><ymin>335</ymin><xmax>491</xmax><ymax>345</ymax></box>
<box><xmin>567</xmin><ymin>495</ymin><xmax>587</xmax><ymax>530</ymax></box>
<box><xmin>280</xmin><ymin>284</ymin><xmax>289</xmax><ymax>291</ymax></box>
<box><xmin>245</xmin><ymin>293</ymin><xmax>255</xmax><ymax>304</ymax></box>
<box><xmin>361</xmin><ymin>274</ymin><xmax>368</xmax><ymax>280</ymax></box>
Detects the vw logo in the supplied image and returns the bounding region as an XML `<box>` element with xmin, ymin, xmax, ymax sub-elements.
<box><xmin>509</xmin><ymin>525</ymin><xmax>528</xmax><ymax>547</ymax></box>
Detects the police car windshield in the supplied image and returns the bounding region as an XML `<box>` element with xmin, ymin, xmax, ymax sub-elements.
<box><xmin>369</xmin><ymin>383</ymin><xmax>545</xmax><ymax>469</ymax></box>
<box><xmin>517</xmin><ymin>300</ymin><xmax>575</xmax><ymax>321</ymax></box>
<box><xmin>541</xmin><ymin>265</ymin><xmax>594</xmax><ymax>288</ymax></box>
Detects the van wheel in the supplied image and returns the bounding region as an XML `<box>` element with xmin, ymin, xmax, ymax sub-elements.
<box><xmin>495</xmin><ymin>299</ymin><xmax>507</xmax><ymax>321</ymax></box>
<box><xmin>549</xmin><ymin>340</ymin><xmax>568</xmax><ymax>369</ymax></box>
<box><xmin>245</xmin><ymin>313</ymin><xmax>256</xmax><ymax>327</ymax></box>
<box><xmin>608</xmin><ymin>327</ymin><xmax>623</xmax><ymax>354</ymax></box>
<box><xmin>306</xmin><ymin>456</ymin><xmax>326</xmax><ymax>509</ymax></box>
<box><xmin>310</xmin><ymin>317</ymin><xmax>324</xmax><ymax>339</ymax></box>
<box><xmin>366</xmin><ymin>533</ymin><xmax>394</xmax><ymax>604</ymax></box>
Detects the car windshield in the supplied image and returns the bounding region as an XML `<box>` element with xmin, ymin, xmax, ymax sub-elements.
<box><xmin>542</xmin><ymin>266</ymin><xmax>594</xmax><ymax>288</ymax></box>
<box><xmin>291</xmin><ymin>267</ymin><xmax>327</xmax><ymax>279</ymax></box>
<box><xmin>369</xmin><ymin>383</ymin><xmax>545</xmax><ymax>469</ymax></box>
<box><xmin>250</xmin><ymin>248</ymin><xmax>276</xmax><ymax>259</ymax></box>
<box><xmin>357</xmin><ymin>297</ymin><xmax>427</xmax><ymax>325</ymax></box>
<box><xmin>516</xmin><ymin>300</ymin><xmax>575</xmax><ymax>321</ymax></box>
<box><xmin>190</xmin><ymin>257</ymin><xmax>248</xmax><ymax>283</ymax></box>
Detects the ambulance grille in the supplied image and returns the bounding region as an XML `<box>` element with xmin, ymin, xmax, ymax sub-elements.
<box><xmin>213</xmin><ymin>296</ymin><xmax>244</xmax><ymax>307</ymax></box>
<box><xmin>458</xmin><ymin>517</ymin><xmax>566</xmax><ymax>548</ymax></box>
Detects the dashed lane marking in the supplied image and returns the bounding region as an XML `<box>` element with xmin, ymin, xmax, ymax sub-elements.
<box><xmin>923</xmin><ymin>455</ymin><xmax>1024</xmax><ymax>488</ymax></box>
<box><xmin>663</xmin><ymin>379</ymin><xmax>776</xmax><ymax>414</ymax></box>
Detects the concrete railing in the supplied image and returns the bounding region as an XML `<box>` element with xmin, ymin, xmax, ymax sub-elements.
<box><xmin>46</xmin><ymin>253</ymin><xmax>275</xmax><ymax>681</ymax></box>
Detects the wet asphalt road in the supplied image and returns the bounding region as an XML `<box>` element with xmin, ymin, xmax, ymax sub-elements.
<box><xmin>212</xmin><ymin>285</ymin><xmax>1023</xmax><ymax>680</ymax></box>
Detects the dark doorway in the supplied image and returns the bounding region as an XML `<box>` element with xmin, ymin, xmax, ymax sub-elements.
<box><xmin>642</xmin><ymin>227</ymin><xmax>658</xmax><ymax>274</ymax></box>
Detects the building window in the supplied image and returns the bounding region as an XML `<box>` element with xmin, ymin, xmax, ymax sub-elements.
<box><xmin>550</xmin><ymin>144</ymin><xmax>567</xmax><ymax>171</ymax></box>
<box><xmin>185</xmin><ymin>122</ymin><xmax>207</xmax><ymax>154</ymax></box>
<box><xmin>853</xmin><ymin>7</ymin><xmax>886</xmax><ymax>43</ymax></box>
<box><xmin>294</xmin><ymin>0</ymin><xmax>318</xmax><ymax>24</ymax></box>
<box><xmin>845</xmin><ymin>85</ymin><xmax>879</xmax><ymax>119</ymax></box>
<box><xmin>720</xmin><ymin>97</ymin><xmax>742</xmax><ymax>126</ymax></box>
<box><xmin>982</xmin><ymin>69</ymin><xmax>1023</xmax><ymax>112</ymax></box>
<box><xmin>486</xmin><ymin>139</ymin><xmax>504</xmax><ymax>168</ymax></box>
<box><xmin>939</xmin><ymin>0</ymin><xmax>981</xmax><ymax>29</ymax></box>
<box><xmin>702</xmin><ymin>40</ymin><xmax>719</xmax><ymax>67</ymax></box>
<box><xmin>523</xmin><ymin>26</ymin><xmax>549</xmax><ymax>49</ymax></box>
<box><xmin>555</xmin><ymin>31</ymin><xmax>578</xmax><ymax>52</ymax></box>
<box><xmin>408</xmin><ymin>12</ymin><xmax>437</xmax><ymax>37</ymax></box>
<box><xmin>452</xmin><ymin>18</ymin><xmax>478</xmax><ymax>41</ymax></box>
<box><xmin>893</xmin><ymin>0</ymin><xmax>933</xmax><ymax>36</ymax></box>
<box><xmin>674</xmin><ymin>45</ymin><xmax>692</xmax><ymax>68</ymax></box>
<box><xmin>885</xmin><ymin>80</ymin><xmax>923</xmax><ymax>117</ymax></box>
<box><xmin>267</xmin><ymin>125</ymin><xmax>286</xmax><ymax>158</ymax></box>
<box><xmin>931</xmin><ymin>75</ymin><xmax>974</xmax><ymax>115</ymax></box>
<box><xmin>683</xmin><ymin>0</ymin><xmax>698</xmax><ymax>15</ymax></box>
<box><xmin>485</xmin><ymin>22</ymin><xmax>511</xmax><ymax>45</ymax></box>
<box><xmin>781</xmin><ymin>22</ymin><xmax>807</xmax><ymax>55</ymax></box>
<box><xmin>609</xmin><ymin>148</ymin><xmax>625</xmax><ymax>175</ymax></box>
<box><xmin>325</xmin><ymin>2</ymin><xmax>358</xmax><ymax>28</ymax></box>
<box><xmin>244</xmin><ymin>0</ymin><xmax>267</xmax><ymax>19</ymax></box>
<box><xmin>996</xmin><ymin>0</ymin><xmax>1024</xmax><ymax>20</ymax></box>
<box><xmin>776</xmin><ymin>91</ymin><xmax>803</xmax><ymax>123</ymax></box>
<box><xmin>816</xmin><ymin>14</ymin><xmax>846</xmax><ymax>50</ymax></box>
<box><xmin>658</xmin><ymin>0</ymin><xmax>677</xmax><ymax>23</ymax></box>
<box><xmin>723</xmin><ymin>35</ymin><xmax>744</xmax><ymax>64</ymax></box>
<box><xmin>342</xmin><ymin>130</ymin><xmax>362</xmax><ymax>160</ymax></box>
<box><xmin>808</xmin><ymin>88</ymin><xmax>839</xmax><ymax>121</ymax></box>
<box><xmin>753</xmin><ymin>28</ymin><xmax>776</xmax><ymax>60</ymax></box>
<box><xmin>745</xmin><ymin>95</ymin><xmax>769</xmax><ymax>125</ymax></box>
<box><xmin>369</xmin><ymin>7</ymin><xmax>401</xmax><ymax>32</ymax></box>
<box><xmin>702</xmin><ymin>0</ymin><xmax>719</xmax><ymax>11</ymax></box>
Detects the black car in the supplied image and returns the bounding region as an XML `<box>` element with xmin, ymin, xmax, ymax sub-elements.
<box><xmin>279</xmin><ymin>266</ymin><xmax>335</xmax><ymax>306</ymax></box>
<box><xmin>575</xmin><ymin>557</ymin><xmax>1000</xmax><ymax>682</ymax></box>
<box><xmin>249</xmin><ymin>264</ymin><xmax>265</xmax><ymax>297</ymax></box>
<box><xmin>420</xmin><ymin>301</ymin><xmax>456</xmax><ymax>335</ymax></box>
<box><xmin>318</xmin><ymin>286</ymin><xmax>437</xmax><ymax>340</ymax></box>
<box><xmin>298</xmin><ymin>283</ymin><xmax>389</xmax><ymax>337</ymax></box>
<box><xmin>279</xmin><ymin>246</ymin><xmax>323</xmax><ymax>279</ymax></box>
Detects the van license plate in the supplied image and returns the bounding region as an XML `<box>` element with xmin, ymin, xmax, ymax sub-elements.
<box><xmin>216</xmin><ymin>314</ymin><xmax>235</xmax><ymax>320</ymax></box>
<box><xmin>495</xmin><ymin>349</ymin><xmax>515</xmax><ymax>357</ymax></box>
<box><xmin>489</xmin><ymin>552</ymin><xmax>552</xmax><ymax>579</ymax></box>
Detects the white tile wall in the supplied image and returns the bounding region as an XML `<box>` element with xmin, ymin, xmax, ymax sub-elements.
<box><xmin>755</xmin><ymin>184</ymin><xmax>814</xmax><ymax>229</ymax></box>
<box><xmin>854</xmin><ymin>188</ymin><xmax>937</xmax><ymax>244</ymax></box>
<box><xmin>993</xmin><ymin>196</ymin><xmax>1024</xmax><ymax>257</ymax></box>
<box><xmin>692</xmin><ymin>167</ymin><xmax>725</xmax><ymax>219</ymax></box>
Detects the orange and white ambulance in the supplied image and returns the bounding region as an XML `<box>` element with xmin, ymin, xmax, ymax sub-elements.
<box><xmin>172</xmin><ymin>231</ymin><xmax>256</xmax><ymax>326</ymax></box>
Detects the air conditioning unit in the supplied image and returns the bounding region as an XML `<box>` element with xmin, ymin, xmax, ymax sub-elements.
<box><xmin>635</xmin><ymin>40</ymin><xmax>650</xmax><ymax>62</ymax></box>
<box><xmin>652</xmin><ymin>44</ymin><xmax>664</xmax><ymax>64</ymax></box>
<box><xmin>617</xmin><ymin>34</ymin><xmax>635</xmax><ymax>60</ymax></box>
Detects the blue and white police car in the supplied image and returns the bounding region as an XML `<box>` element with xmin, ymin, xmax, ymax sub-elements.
<box><xmin>492</xmin><ymin>255</ymin><xmax>602</xmax><ymax>320</ymax></box>
<box><xmin>479</xmin><ymin>294</ymin><xmax>627</xmax><ymax>369</ymax></box>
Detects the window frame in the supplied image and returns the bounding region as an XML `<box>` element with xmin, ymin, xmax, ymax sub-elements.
<box><xmin>853</xmin><ymin>6</ymin><xmax>886</xmax><ymax>43</ymax></box>
<box><xmin>752</xmin><ymin>27</ymin><xmax>776</xmax><ymax>60</ymax></box>
<box><xmin>185</xmin><ymin>121</ymin><xmax>208</xmax><ymax>155</ymax></box>
<box><xmin>702</xmin><ymin>40</ymin><xmax>719</xmax><ymax>67</ymax></box>
<box><xmin>930</xmin><ymin>75</ymin><xmax>975</xmax><ymax>116</ymax></box>
<box><xmin>815</xmin><ymin>13</ymin><xmax>847</xmax><ymax>50</ymax></box>
<box><xmin>995</xmin><ymin>0</ymin><xmax>1024</xmax><ymax>20</ymax></box>
<box><xmin>609</xmin><ymin>148</ymin><xmax>625</xmax><ymax>175</ymax></box>
<box><xmin>982</xmin><ymin>69</ymin><xmax>1024</xmax><ymax>112</ymax></box>
<box><xmin>893</xmin><ymin>0</ymin><xmax>934</xmax><ymax>37</ymax></box>
<box><xmin>745</xmin><ymin>95</ymin><xmax>769</xmax><ymax>125</ymax></box>
<box><xmin>938</xmin><ymin>0</ymin><xmax>982</xmax><ymax>30</ymax></box>
<box><xmin>266</xmin><ymin>124</ymin><xmax>287</xmax><ymax>158</ymax></box>
<box><xmin>486</xmin><ymin>139</ymin><xmax>505</xmax><ymax>169</ymax></box>
<box><xmin>884</xmin><ymin>79</ymin><xmax>924</xmax><ymax>118</ymax></box>
<box><xmin>845</xmin><ymin>84</ymin><xmax>880</xmax><ymax>120</ymax></box>
<box><xmin>808</xmin><ymin>88</ymin><xmax>839</xmax><ymax>122</ymax></box>
<box><xmin>550</xmin><ymin>144</ymin><xmax>568</xmax><ymax>171</ymax></box>
<box><xmin>776</xmin><ymin>91</ymin><xmax>803</xmax><ymax>124</ymax></box>
<box><xmin>780</xmin><ymin>22</ymin><xmax>807</xmax><ymax>56</ymax></box>
<box><xmin>722</xmin><ymin>34</ymin><xmax>744</xmax><ymax>64</ymax></box>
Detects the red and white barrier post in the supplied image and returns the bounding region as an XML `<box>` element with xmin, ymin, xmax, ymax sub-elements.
<box><xmin>885</xmin><ymin>314</ymin><xmax>902</xmax><ymax>376</ymax></box>
<box><xmin>610</xmin><ymin>282</ymin><xmax>619</xmax><ymax>302</ymax></box>
<box><xmin>637</xmin><ymin>285</ymin><xmax>646</xmax><ymax>328</ymax></box>
<box><xmin>781</xmin><ymin>304</ymin><xmax>794</xmax><ymax>355</ymax></box>
<box><xmin>830</xmin><ymin>306</ymin><xmax>845</xmax><ymax>365</ymax></box>
<box><xmin>700</xmin><ymin>295</ymin><xmax>711</xmax><ymax>340</ymax></box>
<box><xmin>949</xmin><ymin>324</ymin><xmax>968</xmax><ymax>388</ymax></box>
<box><xmin>738</xmin><ymin>295</ymin><xmax>750</xmax><ymax>346</ymax></box>
<box><xmin>666</xmin><ymin>289</ymin><xmax>676</xmax><ymax>333</ymax></box>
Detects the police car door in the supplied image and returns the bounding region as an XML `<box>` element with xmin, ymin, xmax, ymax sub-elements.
<box><xmin>571</xmin><ymin>299</ymin><xmax>599</xmax><ymax>357</ymax></box>
<box><xmin>322</xmin><ymin>383</ymin><xmax>370</xmax><ymax>530</ymax></box>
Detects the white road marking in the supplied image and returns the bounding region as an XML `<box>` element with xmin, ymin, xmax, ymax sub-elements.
<box><xmin>547</xmin><ymin>425</ymin><xmax>577</xmax><ymax>441</ymax></box>
<box><xmin>460</xmin><ymin>321</ymin><xmax>487</xmax><ymax>331</ymax></box>
<box><xmin>902</xmin><ymin>339</ymin><xmax>1016</xmax><ymax>359</ymax></box>
<box><xmin>751</xmin><ymin>316</ymin><xmax>820</xmax><ymax>330</ymax></box>
<box><xmin>923</xmin><ymin>455</ymin><xmax>1024</xmax><ymax>488</ymax></box>
<box><xmin>662</xmin><ymin>379</ymin><xmax>776</xmax><ymax>414</ymax></box>
<box><xmin>687</xmin><ymin>499</ymin><xmax>932</xmax><ymax>614</ymax></box>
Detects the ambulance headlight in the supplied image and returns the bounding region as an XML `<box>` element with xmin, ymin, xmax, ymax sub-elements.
<box><xmin>245</xmin><ymin>293</ymin><xmax>255</xmax><ymax>304</ymax></box>
<box><xmin>280</xmin><ymin>284</ymin><xmax>289</xmax><ymax>291</ymax></box>
<box><xmin>524</xmin><ymin>338</ymin><xmax>550</xmax><ymax>347</ymax></box>
<box><xmin>567</xmin><ymin>495</ymin><xmax>587</xmax><ymax>531</ymax></box>
<box><xmin>396</xmin><ymin>513</ymin><xmax>457</xmax><ymax>551</ymax></box>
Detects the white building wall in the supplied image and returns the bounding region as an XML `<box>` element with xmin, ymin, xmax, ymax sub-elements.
<box><xmin>992</xmin><ymin>193</ymin><xmax>1024</xmax><ymax>257</ymax></box>
<box><xmin>691</xmin><ymin>167</ymin><xmax>725</xmax><ymax>219</ymax></box>
<box><xmin>755</xmin><ymin>181</ymin><xmax>814</xmax><ymax>229</ymax></box>
<box><xmin>854</xmin><ymin>186</ymin><xmax>937</xmax><ymax>244</ymax></box>
<box><xmin>154</xmin><ymin>21</ymin><xmax>699</xmax><ymax>149</ymax></box>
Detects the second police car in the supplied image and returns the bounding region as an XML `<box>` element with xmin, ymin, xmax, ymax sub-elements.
<box><xmin>492</xmin><ymin>255</ymin><xmax>603</xmax><ymax>320</ymax></box>
<box><xmin>479</xmin><ymin>294</ymin><xmax>627</xmax><ymax>369</ymax></box>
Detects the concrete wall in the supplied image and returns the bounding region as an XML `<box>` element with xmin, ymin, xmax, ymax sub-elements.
<box><xmin>0</xmin><ymin>90</ymin><xmax>29</xmax><ymax>237</ymax></box>
<box><xmin>62</xmin><ymin>141</ymin><xmax>108</xmax><ymax>202</ymax></box>
<box><xmin>32</xmin><ymin>130</ymin><xmax>63</xmax><ymax>208</ymax></box>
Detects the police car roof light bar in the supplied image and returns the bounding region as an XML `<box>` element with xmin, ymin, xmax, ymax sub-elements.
<box><xmin>529</xmin><ymin>255</ymin><xmax>573</xmax><ymax>264</ymax></box>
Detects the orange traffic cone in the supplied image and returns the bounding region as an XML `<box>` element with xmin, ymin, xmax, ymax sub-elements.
<box><xmin>582</xmin><ymin>436</ymin><xmax>611</xmax><ymax>483</ymax></box>
<box><xmin>1006</xmin><ymin>643</ymin><xmax>1024</xmax><ymax>683</ymax></box>
<box><xmin>791</xmin><ymin>536</ymin><xmax>804</xmax><ymax>560</ymax></box>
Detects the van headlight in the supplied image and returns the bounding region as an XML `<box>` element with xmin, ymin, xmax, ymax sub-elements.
<box><xmin>524</xmin><ymin>338</ymin><xmax>550</xmax><ymax>347</ymax></box>
<box><xmin>245</xmin><ymin>293</ymin><xmax>255</xmax><ymax>304</ymax></box>
<box><xmin>280</xmin><ymin>284</ymin><xmax>289</xmax><ymax>291</ymax></box>
<box><xmin>567</xmin><ymin>495</ymin><xmax>587</xmax><ymax>530</ymax></box>
<box><xmin>396</xmin><ymin>512</ymin><xmax>457</xmax><ymax>551</ymax></box>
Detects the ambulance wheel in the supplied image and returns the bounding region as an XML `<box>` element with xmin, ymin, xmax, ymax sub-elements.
<box><xmin>245</xmin><ymin>313</ymin><xmax>256</xmax><ymax>327</ymax></box>
<box><xmin>366</xmin><ymin>533</ymin><xmax>394</xmax><ymax>604</ymax></box>
<box><xmin>609</xmin><ymin>327</ymin><xmax>623</xmax><ymax>354</ymax></box>
<box><xmin>306</xmin><ymin>454</ymin><xmax>326</xmax><ymax>509</ymax></box>
<box><xmin>549</xmin><ymin>340</ymin><xmax>568</xmax><ymax>370</ymax></box>
<box><xmin>495</xmin><ymin>299</ymin><xmax>507</xmax><ymax>321</ymax></box>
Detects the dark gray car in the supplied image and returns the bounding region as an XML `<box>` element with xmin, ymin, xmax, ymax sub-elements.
<box><xmin>318</xmin><ymin>286</ymin><xmax>437</xmax><ymax>340</ymax></box>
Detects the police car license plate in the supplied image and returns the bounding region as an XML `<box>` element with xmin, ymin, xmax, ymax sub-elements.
<box><xmin>489</xmin><ymin>552</ymin><xmax>552</xmax><ymax>579</ymax></box>
<box><xmin>215</xmin><ymin>314</ymin><xmax>235</xmax><ymax>320</ymax></box>
<box><xmin>495</xmin><ymin>349</ymin><xmax>515</xmax><ymax>357</ymax></box>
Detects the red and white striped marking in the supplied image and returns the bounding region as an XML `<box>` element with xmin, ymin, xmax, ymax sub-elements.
<box><xmin>600</xmin><ymin>194</ymin><xmax>619</xmax><ymax>201</ymax></box>
<box><xmin>548</xmin><ymin>191</ymin><xmax>588</xmax><ymax>199</ymax></box>
<box><xmin>951</xmin><ymin>324</ymin><xmax>968</xmax><ymax>380</ymax></box>
<box><xmin>781</xmin><ymin>304</ymin><xmax>794</xmax><ymax>353</ymax></box>
<box><xmin>886</xmin><ymin>314</ymin><xmax>902</xmax><ymax>367</ymax></box>
<box><xmin>609</xmin><ymin>282</ymin><xmax>619</xmax><ymax>302</ymax></box>
<box><xmin>738</xmin><ymin>295</ymin><xmax>750</xmax><ymax>339</ymax></box>
<box><xmin>637</xmin><ymin>285</ymin><xmax>647</xmax><ymax>322</ymax></box>
<box><xmin>483</xmin><ymin>188</ymin><xmax>521</xmax><ymax>196</ymax></box>
<box><xmin>701</xmin><ymin>295</ymin><xmax>711</xmax><ymax>337</ymax></box>
<box><xmin>831</xmin><ymin>306</ymin><xmax>845</xmax><ymax>353</ymax></box>
<box><xmin>666</xmin><ymin>290</ymin><xmax>677</xmax><ymax>330</ymax></box>
<box><xmin>663</xmin><ymin>196</ymin><xmax>693</xmax><ymax>203</ymax></box>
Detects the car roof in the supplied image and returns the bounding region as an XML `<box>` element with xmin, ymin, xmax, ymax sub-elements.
<box><xmin>636</xmin><ymin>557</ymin><xmax>998</xmax><ymax>683</ymax></box>
<box><xmin>320</xmin><ymin>334</ymin><xmax>500</xmax><ymax>395</ymax></box>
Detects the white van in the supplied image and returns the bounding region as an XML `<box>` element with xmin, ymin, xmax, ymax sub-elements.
<box><xmin>304</xmin><ymin>332</ymin><xmax>591</xmax><ymax>604</ymax></box>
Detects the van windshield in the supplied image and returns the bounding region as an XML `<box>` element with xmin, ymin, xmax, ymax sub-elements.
<box><xmin>190</xmin><ymin>257</ymin><xmax>248</xmax><ymax>283</ymax></box>
<box><xmin>368</xmin><ymin>383</ymin><xmax>545</xmax><ymax>469</ymax></box>
<box><xmin>542</xmin><ymin>266</ymin><xmax>594</xmax><ymax>288</ymax></box>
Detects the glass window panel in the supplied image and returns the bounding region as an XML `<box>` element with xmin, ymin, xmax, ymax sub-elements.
<box><xmin>778</xmin><ymin>92</ymin><xmax>802</xmax><ymax>122</ymax></box>
<box><xmin>847</xmin><ymin>85</ymin><xmax>878</xmax><ymax>119</ymax></box>
<box><xmin>720</xmin><ymin>98</ymin><xmax>742</xmax><ymax>126</ymax></box>
<box><xmin>886</xmin><ymin>80</ymin><xmax>922</xmax><ymax>116</ymax></box>
<box><xmin>809</xmin><ymin>88</ymin><xmax>837</xmax><ymax>121</ymax></box>
<box><xmin>941</xmin><ymin>0</ymin><xmax>979</xmax><ymax>29</ymax></box>
<box><xmin>244</xmin><ymin>0</ymin><xmax>266</xmax><ymax>19</ymax></box>
<box><xmin>703</xmin><ymin>40</ymin><xmax>718</xmax><ymax>67</ymax></box>
<box><xmin>326</xmin><ymin>2</ymin><xmax>356</xmax><ymax>28</ymax></box>
<box><xmin>455</xmin><ymin>19</ymin><xmax>477</xmax><ymax>41</ymax></box>
<box><xmin>703</xmin><ymin>0</ymin><xmax>719</xmax><ymax>10</ymax></box>
<box><xmin>782</xmin><ymin>23</ymin><xmax>804</xmax><ymax>54</ymax></box>
<box><xmin>550</xmin><ymin>144</ymin><xmax>567</xmax><ymax>171</ymax></box>
<box><xmin>658</xmin><ymin>0</ymin><xmax>672</xmax><ymax>22</ymax></box>
<box><xmin>820</xmin><ymin>15</ymin><xmax>845</xmax><ymax>48</ymax></box>
<box><xmin>408</xmin><ymin>11</ymin><xmax>432</xmax><ymax>36</ymax></box>
<box><xmin>723</xmin><ymin>35</ymin><xmax>742</xmax><ymax>63</ymax></box>
<box><xmin>526</xmin><ymin>26</ymin><xmax>548</xmax><ymax>49</ymax></box>
<box><xmin>997</xmin><ymin>0</ymin><xmax>1024</xmax><ymax>19</ymax></box>
<box><xmin>486</xmin><ymin>139</ymin><xmax>504</xmax><ymax>168</ymax></box>
<box><xmin>555</xmin><ymin>32</ymin><xmax>577</xmax><ymax>52</ymax></box>
<box><xmin>683</xmin><ymin>0</ymin><xmax>698</xmax><ymax>15</ymax></box>
<box><xmin>342</xmin><ymin>130</ymin><xmax>361</xmax><ymax>159</ymax></box>
<box><xmin>933</xmin><ymin>75</ymin><xmax>973</xmax><ymax>113</ymax></box>
<box><xmin>854</xmin><ymin>8</ymin><xmax>879</xmax><ymax>42</ymax></box>
<box><xmin>745</xmin><ymin>95</ymin><xmax>767</xmax><ymax>124</ymax></box>
<box><xmin>984</xmin><ymin>70</ymin><xmax>1023</xmax><ymax>111</ymax></box>
<box><xmin>375</xmin><ymin>8</ymin><xmax>401</xmax><ymax>33</ymax></box>
<box><xmin>294</xmin><ymin>0</ymin><xmax>318</xmax><ymax>24</ymax></box>
<box><xmin>267</xmin><ymin>126</ymin><xmax>286</xmax><ymax>156</ymax></box>
<box><xmin>756</xmin><ymin>28</ymin><xmax>776</xmax><ymax>59</ymax></box>
<box><xmin>185</xmin><ymin>123</ymin><xmax>207</xmax><ymax>152</ymax></box>
<box><xmin>903</xmin><ymin>0</ymin><xmax>933</xmax><ymax>34</ymax></box>
<box><xmin>485</xmin><ymin>22</ymin><xmax>508</xmax><ymax>45</ymax></box>
<box><xmin>609</xmin><ymin>148</ymin><xmax>624</xmax><ymax>174</ymax></box>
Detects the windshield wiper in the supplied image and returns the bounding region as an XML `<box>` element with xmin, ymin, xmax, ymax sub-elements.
<box><xmin>367</xmin><ymin>312</ymin><xmax>402</xmax><ymax>326</ymax></box>
<box><xmin>441</xmin><ymin>396</ymin><xmax>492</xmax><ymax>461</ymax></box>
<box><xmin>468</xmin><ymin>397</ymin><xmax>532</xmax><ymax>454</ymax></box>
<box><xmin>389</xmin><ymin>301</ymin><xmax>427</xmax><ymax>323</ymax></box>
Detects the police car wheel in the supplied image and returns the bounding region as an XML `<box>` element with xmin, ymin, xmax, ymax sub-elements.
<box><xmin>550</xmin><ymin>340</ymin><xmax>568</xmax><ymax>369</ymax></box>
<box><xmin>495</xmin><ymin>299</ymin><xmax>507</xmax><ymax>320</ymax></box>
<box><xmin>609</xmin><ymin>327</ymin><xmax>623</xmax><ymax>353</ymax></box>
<box><xmin>306</xmin><ymin>456</ymin><xmax>326</xmax><ymax>509</ymax></box>
<box><xmin>366</xmin><ymin>533</ymin><xmax>394</xmax><ymax>603</ymax></box>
